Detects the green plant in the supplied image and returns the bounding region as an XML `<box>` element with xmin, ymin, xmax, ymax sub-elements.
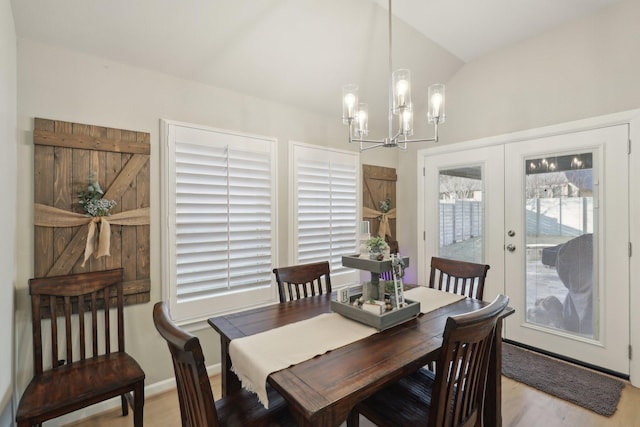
<box><xmin>78</xmin><ymin>173</ymin><xmax>117</xmax><ymax>217</ymax></box>
<box><xmin>366</xmin><ymin>236</ymin><xmax>388</xmax><ymax>251</ymax></box>
<box><xmin>379</xmin><ymin>195</ymin><xmax>391</xmax><ymax>213</ymax></box>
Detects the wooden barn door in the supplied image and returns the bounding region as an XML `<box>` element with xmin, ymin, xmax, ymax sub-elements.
<box><xmin>363</xmin><ymin>165</ymin><xmax>398</xmax><ymax>251</ymax></box>
<box><xmin>33</xmin><ymin>118</ymin><xmax>150</xmax><ymax>306</ymax></box>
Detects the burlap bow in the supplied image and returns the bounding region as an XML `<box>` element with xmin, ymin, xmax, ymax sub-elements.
<box><xmin>363</xmin><ymin>206</ymin><xmax>396</xmax><ymax>238</ymax></box>
<box><xmin>34</xmin><ymin>203</ymin><xmax>150</xmax><ymax>266</ymax></box>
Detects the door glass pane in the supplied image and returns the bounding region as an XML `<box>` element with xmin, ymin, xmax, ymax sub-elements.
<box><xmin>438</xmin><ymin>166</ymin><xmax>483</xmax><ymax>263</ymax></box>
<box><xmin>524</xmin><ymin>153</ymin><xmax>596</xmax><ymax>339</ymax></box>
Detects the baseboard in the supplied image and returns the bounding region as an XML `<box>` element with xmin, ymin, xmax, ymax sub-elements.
<box><xmin>38</xmin><ymin>363</ymin><xmax>221</xmax><ymax>426</ymax></box>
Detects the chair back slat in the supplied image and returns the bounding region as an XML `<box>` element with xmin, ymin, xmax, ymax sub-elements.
<box><xmin>429</xmin><ymin>294</ymin><xmax>509</xmax><ymax>427</ymax></box>
<box><xmin>153</xmin><ymin>302</ymin><xmax>219</xmax><ymax>427</ymax></box>
<box><xmin>92</xmin><ymin>291</ymin><xmax>98</xmax><ymax>357</ymax></box>
<box><xmin>273</xmin><ymin>261</ymin><xmax>332</xmax><ymax>303</ymax></box>
<box><xmin>105</xmin><ymin>286</ymin><xmax>111</xmax><ymax>354</ymax></box>
<box><xmin>64</xmin><ymin>295</ymin><xmax>73</xmax><ymax>365</ymax></box>
<box><xmin>49</xmin><ymin>295</ymin><xmax>58</xmax><ymax>368</ymax></box>
<box><xmin>118</xmin><ymin>282</ymin><xmax>125</xmax><ymax>351</ymax></box>
<box><xmin>78</xmin><ymin>294</ymin><xmax>86</xmax><ymax>360</ymax></box>
<box><xmin>31</xmin><ymin>294</ymin><xmax>43</xmax><ymax>375</ymax></box>
<box><xmin>429</xmin><ymin>257</ymin><xmax>490</xmax><ymax>300</ymax></box>
<box><xmin>28</xmin><ymin>268</ymin><xmax>125</xmax><ymax>372</ymax></box>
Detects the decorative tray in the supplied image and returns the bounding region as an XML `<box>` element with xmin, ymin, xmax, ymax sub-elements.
<box><xmin>331</xmin><ymin>293</ymin><xmax>420</xmax><ymax>331</ymax></box>
<box><xmin>341</xmin><ymin>255</ymin><xmax>410</xmax><ymax>273</ymax></box>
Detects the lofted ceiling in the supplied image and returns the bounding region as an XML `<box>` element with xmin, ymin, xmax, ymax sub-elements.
<box><xmin>11</xmin><ymin>0</ymin><xmax>622</xmax><ymax>127</ymax></box>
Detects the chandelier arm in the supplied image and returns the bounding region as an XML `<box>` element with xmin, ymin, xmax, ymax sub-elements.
<box><xmin>359</xmin><ymin>142</ymin><xmax>388</xmax><ymax>152</ymax></box>
<box><xmin>358</xmin><ymin>138</ymin><xmax>391</xmax><ymax>144</ymax></box>
<box><xmin>398</xmin><ymin>121</ymin><xmax>440</xmax><ymax>143</ymax></box>
<box><xmin>397</xmin><ymin>137</ymin><xmax>438</xmax><ymax>143</ymax></box>
<box><xmin>348</xmin><ymin>122</ymin><xmax>392</xmax><ymax>146</ymax></box>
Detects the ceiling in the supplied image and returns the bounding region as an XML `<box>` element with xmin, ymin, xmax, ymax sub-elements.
<box><xmin>371</xmin><ymin>0</ymin><xmax>622</xmax><ymax>62</ymax></box>
<box><xmin>11</xmin><ymin>0</ymin><xmax>622</xmax><ymax>125</ymax></box>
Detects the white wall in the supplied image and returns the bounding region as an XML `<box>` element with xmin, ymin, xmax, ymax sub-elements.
<box><xmin>13</xmin><ymin>36</ymin><xmax>372</xmax><ymax>420</ymax></box>
<box><xmin>0</xmin><ymin>0</ymin><xmax>17</xmax><ymax>422</ymax></box>
<box><xmin>401</xmin><ymin>0</ymin><xmax>640</xmax><ymax>294</ymax></box>
<box><xmin>445</xmin><ymin>0</ymin><xmax>640</xmax><ymax>144</ymax></box>
<box><xmin>399</xmin><ymin>0</ymin><xmax>640</xmax><ymax>383</ymax></box>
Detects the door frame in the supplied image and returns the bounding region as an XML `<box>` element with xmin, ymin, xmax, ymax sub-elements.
<box><xmin>417</xmin><ymin>109</ymin><xmax>640</xmax><ymax>386</ymax></box>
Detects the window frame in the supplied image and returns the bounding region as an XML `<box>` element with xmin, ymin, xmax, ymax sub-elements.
<box><xmin>288</xmin><ymin>141</ymin><xmax>361</xmax><ymax>287</ymax></box>
<box><xmin>161</xmin><ymin>119</ymin><xmax>279</xmax><ymax>323</ymax></box>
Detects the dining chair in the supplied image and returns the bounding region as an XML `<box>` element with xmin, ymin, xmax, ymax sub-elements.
<box><xmin>347</xmin><ymin>294</ymin><xmax>509</xmax><ymax>427</ymax></box>
<box><xmin>429</xmin><ymin>256</ymin><xmax>490</xmax><ymax>300</ymax></box>
<box><xmin>153</xmin><ymin>302</ymin><xmax>296</xmax><ymax>427</ymax></box>
<box><xmin>272</xmin><ymin>261</ymin><xmax>332</xmax><ymax>303</ymax></box>
<box><xmin>16</xmin><ymin>268</ymin><xmax>145</xmax><ymax>427</ymax></box>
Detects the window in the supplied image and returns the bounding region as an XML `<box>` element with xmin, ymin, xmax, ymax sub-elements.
<box><xmin>161</xmin><ymin>120</ymin><xmax>277</xmax><ymax>322</ymax></box>
<box><xmin>290</xmin><ymin>142</ymin><xmax>360</xmax><ymax>286</ymax></box>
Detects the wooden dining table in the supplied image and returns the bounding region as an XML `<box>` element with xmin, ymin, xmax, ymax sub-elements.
<box><xmin>208</xmin><ymin>292</ymin><xmax>514</xmax><ymax>427</ymax></box>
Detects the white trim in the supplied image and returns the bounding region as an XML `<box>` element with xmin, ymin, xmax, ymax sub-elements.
<box><xmin>160</xmin><ymin>118</ymin><xmax>279</xmax><ymax>323</ymax></box>
<box><xmin>419</xmin><ymin>109</ymin><xmax>640</xmax><ymax>156</ymax></box>
<box><xmin>417</xmin><ymin>108</ymin><xmax>640</xmax><ymax>385</ymax></box>
<box><xmin>629</xmin><ymin>114</ymin><xmax>640</xmax><ymax>387</ymax></box>
<box><xmin>288</xmin><ymin>140</ymin><xmax>361</xmax><ymax>286</ymax></box>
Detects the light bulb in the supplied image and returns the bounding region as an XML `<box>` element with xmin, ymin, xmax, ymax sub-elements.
<box><xmin>399</xmin><ymin>108</ymin><xmax>413</xmax><ymax>136</ymax></box>
<box><xmin>344</xmin><ymin>93</ymin><xmax>355</xmax><ymax>109</ymax></box>
<box><xmin>431</xmin><ymin>93</ymin><xmax>442</xmax><ymax>117</ymax></box>
<box><xmin>428</xmin><ymin>83</ymin><xmax>445</xmax><ymax>124</ymax></box>
<box><xmin>396</xmin><ymin>80</ymin><xmax>408</xmax><ymax>107</ymax></box>
<box><xmin>356</xmin><ymin>103</ymin><xmax>369</xmax><ymax>136</ymax></box>
<box><xmin>342</xmin><ymin>84</ymin><xmax>358</xmax><ymax>124</ymax></box>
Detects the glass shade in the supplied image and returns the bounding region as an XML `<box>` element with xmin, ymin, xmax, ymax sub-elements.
<box><xmin>342</xmin><ymin>84</ymin><xmax>358</xmax><ymax>124</ymax></box>
<box><xmin>392</xmin><ymin>69</ymin><xmax>411</xmax><ymax>114</ymax></box>
<box><xmin>354</xmin><ymin>103</ymin><xmax>368</xmax><ymax>137</ymax></box>
<box><xmin>399</xmin><ymin>107</ymin><xmax>413</xmax><ymax>136</ymax></box>
<box><xmin>428</xmin><ymin>83</ymin><xmax>445</xmax><ymax>124</ymax></box>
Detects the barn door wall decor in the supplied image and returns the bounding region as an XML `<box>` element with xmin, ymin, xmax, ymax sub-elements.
<box><xmin>33</xmin><ymin>118</ymin><xmax>150</xmax><ymax>306</ymax></box>
<box><xmin>362</xmin><ymin>165</ymin><xmax>398</xmax><ymax>250</ymax></box>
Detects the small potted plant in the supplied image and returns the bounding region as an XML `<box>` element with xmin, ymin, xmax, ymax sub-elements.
<box><xmin>366</xmin><ymin>236</ymin><xmax>388</xmax><ymax>260</ymax></box>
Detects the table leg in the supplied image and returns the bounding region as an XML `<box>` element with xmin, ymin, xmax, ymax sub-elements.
<box><xmin>485</xmin><ymin>318</ymin><xmax>504</xmax><ymax>427</ymax></box>
<box><xmin>220</xmin><ymin>336</ymin><xmax>241</xmax><ymax>396</ymax></box>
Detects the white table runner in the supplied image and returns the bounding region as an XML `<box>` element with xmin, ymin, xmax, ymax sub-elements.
<box><xmin>229</xmin><ymin>288</ymin><xmax>466</xmax><ymax>408</ymax></box>
<box><xmin>229</xmin><ymin>312</ymin><xmax>377</xmax><ymax>408</ymax></box>
<box><xmin>404</xmin><ymin>286</ymin><xmax>465</xmax><ymax>314</ymax></box>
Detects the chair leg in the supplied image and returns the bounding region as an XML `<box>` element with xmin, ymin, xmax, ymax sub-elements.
<box><xmin>347</xmin><ymin>408</ymin><xmax>360</xmax><ymax>427</ymax></box>
<box><xmin>133</xmin><ymin>381</ymin><xmax>145</xmax><ymax>427</ymax></box>
<box><xmin>121</xmin><ymin>394</ymin><xmax>129</xmax><ymax>416</ymax></box>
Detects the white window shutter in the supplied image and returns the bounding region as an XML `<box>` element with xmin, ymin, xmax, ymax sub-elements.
<box><xmin>162</xmin><ymin>121</ymin><xmax>277</xmax><ymax>322</ymax></box>
<box><xmin>292</xmin><ymin>143</ymin><xmax>360</xmax><ymax>285</ymax></box>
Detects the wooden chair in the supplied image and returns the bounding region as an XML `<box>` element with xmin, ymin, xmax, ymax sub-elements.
<box><xmin>429</xmin><ymin>256</ymin><xmax>490</xmax><ymax>300</ymax></box>
<box><xmin>152</xmin><ymin>302</ymin><xmax>296</xmax><ymax>427</ymax></box>
<box><xmin>272</xmin><ymin>261</ymin><xmax>331</xmax><ymax>303</ymax></box>
<box><xmin>16</xmin><ymin>268</ymin><xmax>144</xmax><ymax>427</ymax></box>
<box><xmin>347</xmin><ymin>294</ymin><xmax>509</xmax><ymax>427</ymax></box>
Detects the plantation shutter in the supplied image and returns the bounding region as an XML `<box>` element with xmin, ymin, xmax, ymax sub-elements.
<box><xmin>292</xmin><ymin>143</ymin><xmax>359</xmax><ymax>284</ymax></box>
<box><xmin>163</xmin><ymin>121</ymin><xmax>277</xmax><ymax>321</ymax></box>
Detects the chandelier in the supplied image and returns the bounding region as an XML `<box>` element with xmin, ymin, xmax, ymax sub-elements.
<box><xmin>341</xmin><ymin>0</ymin><xmax>446</xmax><ymax>151</ymax></box>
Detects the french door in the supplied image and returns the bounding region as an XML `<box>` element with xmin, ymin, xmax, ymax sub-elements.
<box><xmin>422</xmin><ymin>145</ymin><xmax>505</xmax><ymax>299</ymax></box>
<box><xmin>504</xmin><ymin>125</ymin><xmax>629</xmax><ymax>374</ymax></box>
<box><xmin>422</xmin><ymin>124</ymin><xmax>630</xmax><ymax>375</ymax></box>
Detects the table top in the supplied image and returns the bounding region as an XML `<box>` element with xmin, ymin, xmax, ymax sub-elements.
<box><xmin>208</xmin><ymin>293</ymin><xmax>513</xmax><ymax>426</ymax></box>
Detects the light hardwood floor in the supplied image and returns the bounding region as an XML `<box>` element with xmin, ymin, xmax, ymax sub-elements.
<box><xmin>66</xmin><ymin>374</ymin><xmax>640</xmax><ymax>427</ymax></box>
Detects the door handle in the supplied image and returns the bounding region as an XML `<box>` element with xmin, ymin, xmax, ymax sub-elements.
<box><xmin>506</xmin><ymin>244</ymin><xmax>516</xmax><ymax>252</ymax></box>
